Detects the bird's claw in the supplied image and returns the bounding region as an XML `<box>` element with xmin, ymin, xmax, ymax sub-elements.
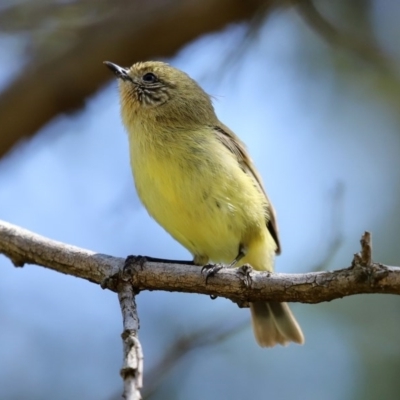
<box><xmin>123</xmin><ymin>255</ymin><xmax>147</xmax><ymax>274</ymax></box>
<box><xmin>201</xmin><ymin>263</ymin><xmax>224</xmax><ymax>284</ymax></box>
<box><xmin>100</xmin><ymin>255</ymin><xmax>147</xmax><ymax>290</ymax></box>
<box><xmin>100</xmin><ymin>274</ymin><xmax>118</xmax><ymax>290</ymax></box>
<box><xmin>119</xmin><ymin>255</ymin><xmax>148</xmax><ymax>290</ymax></box>
<box><xmin>237</xmin><ymin>264</ymin><xmax>253</xmax><ymax>288</ymax></box>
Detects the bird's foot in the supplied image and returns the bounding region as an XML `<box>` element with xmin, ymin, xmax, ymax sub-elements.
<box><xmin>236</xmin><ymin>264</ymin><xmax>253</xmax><ymax>288</ymax></box>
<box><xmin>201</xmin><ymin>263</ymin><xmax>225</xmax><ymax>284</ymax></box>
<box><xmin>100</xmin><ymin>255</ymin><xmax>146</xmax><ymax>290</ymax></box>
<box><xmin>123</xmin><ymin>255</ymin><xmax>148</xmax><ymax>274</ymax></box>
<box><xmin>100</xmin><ymin>274</ymin><xmax>117</xmax><ymax>290</ymax></box>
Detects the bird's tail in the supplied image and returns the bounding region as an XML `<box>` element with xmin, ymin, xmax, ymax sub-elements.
<box><xmin>249</xmin><ymin>301</ymin><xmax>304</xmax><ymax>347</ymax></box>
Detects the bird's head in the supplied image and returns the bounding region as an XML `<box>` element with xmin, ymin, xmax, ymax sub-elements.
<box><xmin>104</xmin><ymin>60</ymin><xmax>216</xmax><ymax>129</ymax></box>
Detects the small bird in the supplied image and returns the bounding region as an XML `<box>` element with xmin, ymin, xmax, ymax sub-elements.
<box><xmin>105</xmin><ymin>60</ymin><xmax>304</xmax><ymax>347</ymax></box>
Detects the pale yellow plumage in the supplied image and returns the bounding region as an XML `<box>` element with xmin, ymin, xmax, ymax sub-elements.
<box><xmin>105</xmin><ymin>60</ymin><xmax>304</xmax><ymax>347</ymax></box>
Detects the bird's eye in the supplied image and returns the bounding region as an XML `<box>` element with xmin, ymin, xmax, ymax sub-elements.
<box><xmin>142</xmin><ymin>72</ymin><xmax>157</xmax><ymax>83</ymax></box>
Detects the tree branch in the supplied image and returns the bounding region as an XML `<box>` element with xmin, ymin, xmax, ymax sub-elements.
<box><xmin>1</xmin><ymin>219</ymin><xmax>400</xmax><ymax>304</ymax></box>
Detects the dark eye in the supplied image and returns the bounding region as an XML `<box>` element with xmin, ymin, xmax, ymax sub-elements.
<box><xmin>142</xmin><ymin>72</ymin><xmax>157</xmax><ymax>83</ymax></box>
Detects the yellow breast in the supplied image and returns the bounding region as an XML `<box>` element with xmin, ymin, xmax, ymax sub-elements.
<box><xmin>128</xmin><ymin>126</ymin><xmax>270</xmax><ymax>266</ymax></box>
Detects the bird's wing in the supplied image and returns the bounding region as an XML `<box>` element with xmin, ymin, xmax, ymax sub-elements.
<box><xmin>213</xmin><ymin>123</ymin><xmax>281</xmax><ymax>255</ymax></box>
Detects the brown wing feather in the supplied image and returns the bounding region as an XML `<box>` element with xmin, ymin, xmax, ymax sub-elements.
<box><xmin>214</xmin><ymin>124</ymin><xmax>281</xmax><ymax>255</ymax></box>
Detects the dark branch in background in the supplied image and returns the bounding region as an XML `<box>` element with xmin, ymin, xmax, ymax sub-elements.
<box><xmin>0</xmin><ymin>0</ymin><xmax>268</xmax><ymax>159</ymax></box>
<box><xmin>1</xmin><ymin>220</ymin><xmax>400</xmax><ymax>304</ymax></box>
<box><xmin>1</xmin><ymin>0</ymin><xmax>398</xmax><ymax>160</ymax></box>
<box><xmin>0</xmin><ymin>0</ymin><xmax>398</xmax><ymax>166</ymax></box>
<box><xmin>310</xmin><ymin>182</ymin><xmax>344</xmax><ymax>272</ymax></box>
<box><xmin>295</xmin><ymin>0</ymin><xmax>394</xmax><ymax>71</ymax></box>
<box><xmin>140</xmin><ymin>320</ymin><xmax>247</xmax><ymax>400</ymax></box>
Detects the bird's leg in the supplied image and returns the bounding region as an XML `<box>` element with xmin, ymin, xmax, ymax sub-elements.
<box><xmin>102</xmin><ymin>255</ymin><xmax>194</xmax><ymax>290</ymax></box>
<box><xmin>101</xmin><ymin>255</ymin><xmax>194</xmax><ymax>289</ymax></box>
<box><xmin>202</xmin><ymin>245</ymin><xmax>247</xmax><ymax>284</ymax></box>
<box><xmin>118</xmin><ymin>255</ymin><xmax>194</xmax><ymax>283</ymax></box>
<box><xmin>124</xmin><ymin>255</ymin><xmax>194</xmax><ymax>271</ymax></box>
<box><xmin>230</xmin><ymin>245</ymin><xmax>253</xmax><ymax>287</ymax></box>
<box><xmin>228</xmin><ymin>246</ymin><xmax>246</xmax><ymax>268</ymax></box>
<box><xmin>144</xmin><ymin>256</ymin><xmax>195</xmax><ymax>265</ymax></box>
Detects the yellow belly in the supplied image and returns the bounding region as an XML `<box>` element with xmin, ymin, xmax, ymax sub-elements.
<box><xmin>129</xmin><ymin>130</ymin><xmax>275</xmax><ymax>270</ymax></box>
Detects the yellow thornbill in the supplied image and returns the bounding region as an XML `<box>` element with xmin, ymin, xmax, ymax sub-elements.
<box><xmin>104</xmin><ymin>60</ymin><xmax>304</xmax><ymax>347</ymax></box>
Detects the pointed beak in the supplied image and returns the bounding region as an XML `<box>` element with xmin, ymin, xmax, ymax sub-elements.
<box><xmin>104</xmin><ymin>61</ymin><xmax>132</xmax><ymax>82</ymax></box>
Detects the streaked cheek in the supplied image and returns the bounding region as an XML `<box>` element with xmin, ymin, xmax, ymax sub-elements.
<box><xmin>141</xmin><ymin>88</ymin><xmax>170</xmax><ymax>108</ymax></box>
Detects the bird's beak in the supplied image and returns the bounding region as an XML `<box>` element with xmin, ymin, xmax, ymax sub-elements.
<box><xmin>104</xmin><ymin>61</ymin><xmax>132</xmax><ymax>82</ymax></box>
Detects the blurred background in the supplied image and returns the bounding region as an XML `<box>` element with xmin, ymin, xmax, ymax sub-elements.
<box><xmin>1</xmin><ymin>0</ymin><xmax>400</xmax><ymax>399</ymax></box>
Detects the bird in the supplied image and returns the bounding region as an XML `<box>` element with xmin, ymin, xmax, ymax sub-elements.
<box><xmin>104</xmin><ymin>60</ymin><xmax>304</xmax><ymax>347</ymax></box>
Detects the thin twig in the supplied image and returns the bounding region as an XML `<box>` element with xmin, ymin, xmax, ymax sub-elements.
<box><xmin>118</xmin><ymin>279</ymin><xmax>143</xmax><ymax>400</ymax></box>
